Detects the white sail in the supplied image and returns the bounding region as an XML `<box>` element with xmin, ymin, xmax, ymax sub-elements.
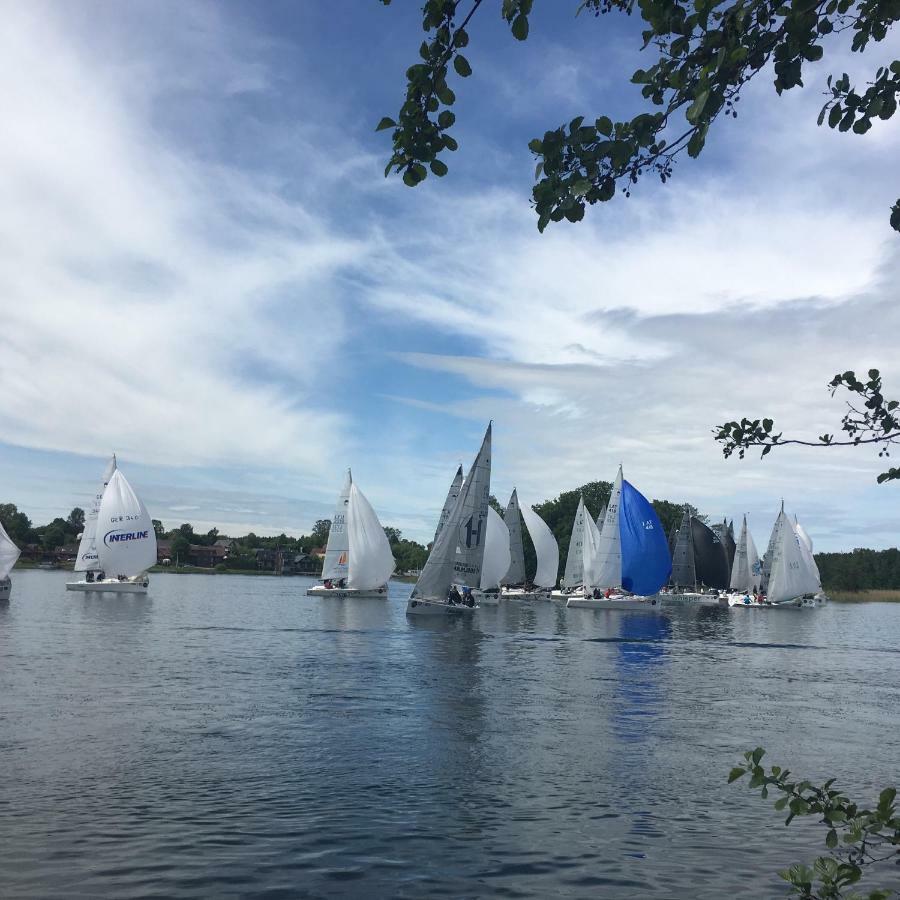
<box><xmin>594</xmin><ymin>466</ymin><xmax>623</xmax><ymax>589</ymax></box>
<box><xmin>519</xmin><ymin>502</ymin><xmax>559</xmax><ymax>588</ymax></box>
<box><xmin>321</xmin><ymin>469</ymin><xmax>352</xmax><ymax>581</ymax></box>
<box><xmin>346</xmin><ymin>483</ymin><xmax>395</xmax><ymax>590</ymax></box>
<box><xmin>768</xmin><ymin>512</ymin><xmax>820</xmax><ymax>603</ymax></box>
<box><xmin>481</xmin><ymin>506</ymin><xmax>511</xmax><ymax>590</ymax></box>
<box><xmin>730</xmin><ymin>515</ymin><xmax>751</xmax><ymax>590</ymax></box>
<box><xmin>793</xmin><ymin>515</ymin><xmax>822</xmax><ymax>591</ymax></box>
<box><xmin>411</xmin><ymin>423</ymin><xmax>492</xmax><ymax>600</ymax></box>
<box><xmin>434</xmin><ymin>465</ymin><xmax>464</xmax><ymax>544</ymax></box>
<box><xmin>561</xmin><ymin>496</ymin><xmax>586</xmax><ymax>589</ymax></box>
<box><xmin>0</xmin><ymin>519</ymin><xmax>21</xmax><ymax>579</ymax></box>
<box><xmin>595</xmin><ymin>504</ymin><xmax>607</xmax><ymax>531</ymax></box>
<box><xmin>760</xmin><ymin>504</ymin><xmax>785</xmax><ymax>592</ymax></box>
<box><xmin>501</xmin><ymin>489</ymin><xmax>526</xmax><ymax>585</ymax></box>
<box><xmin>747</xmin><ymin>527</ymin><xmax>761</xmax><ymax>590</ymax></box>
<box><xmin>96</xmin><ymin>469</ymin><xmax>157</xmax><ymax>576</ymax></box>
<box><xmin>74</xmin><ymin>454</ymin><xmax>117</xmax><ymax>572</ymax></box>
<box><xmin>582</xmin><ymin>508</ymin><xmax>604</xmax><ymax>594</ymax></box>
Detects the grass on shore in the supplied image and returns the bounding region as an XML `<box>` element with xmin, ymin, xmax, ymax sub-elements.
<box><xmin>827</xmin><ymin>589</ymin><xmax>900</xmax><ymax>603</ymax></box>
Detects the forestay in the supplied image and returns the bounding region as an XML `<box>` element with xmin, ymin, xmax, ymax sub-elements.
<box><xmin>0</xmin><ymin>519</ymin><xmax>21</xmax><ymax>579</ymax></box>
<box><xmin>96</xmin><ymin>469</ymin><xmax>157</xmax><ymax>577</ymax></box>
<box><xmin>561</xmin><ymin>496</ymin><xmax>586</xmax><ymax>589</ymax></box>
<box><xmin>619</xmin><ymin>479</ymin><xmax>671</xmax><ymax>595</ymax></box>
<box><xmin>519</xmin><ymin>502</ymin><xmax>559</xmax><ymax>589</ymax></box>
<box><xmin>411</xmin><ymin>423</ymin><xmax>492</xmax><ymax>600</ymax></box>
<box><xmin>481</xmin><ymin>507</ymin><xmax>511</xmax><ymax>590</ymax></box>
<box><xmin>75</xmin><ymin>454</ymin><xmax>117</xmax><ymax>572</ymax></box>
<box><xmin>346</xmin><ymin>483</ymin><xmax>395</xmax><ymax>590</ymax></box>
<box><xmin>322</xmin><ymin>470</ymin><xmax>352</xmax><ymax>581</ymax></box>
<box><xmin>434</xmin><ymin>465</ymin><xmax>463</xmax><ymax>544</ymax></box>
<box><xmin>501</xmin><ymin>489</ymin><xmax>526</xmax><ymax>586</ymax></box>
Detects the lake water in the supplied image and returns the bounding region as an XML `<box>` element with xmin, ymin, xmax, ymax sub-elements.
<box><xmin>1</xmin><ymin>570</ymin><xmax>898</xmax><ymax>899</ymax></box>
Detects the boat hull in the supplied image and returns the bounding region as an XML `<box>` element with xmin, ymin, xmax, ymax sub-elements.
<box><xmin>567</xmin><ymin>595</ymin><xmax>663</xmax><ymax>611</ymax></box>
<box><xmin>550</xmin><ymin>590</ymin><xmax>575</xmax><ymax>603</ymax></box>
<box><xmin>306</xmin><ymin>585</ymin><xmax>388</xmax><ymax>599</ymax></box>
<box><xmin>660</xmin><ymin>591</ymin><xmax>725</xmax><ymax>606</ymax></box>
<box><xmin>0</xmin><ymin>577</ymin><xmax>10</xmax><ymax>602</ymax></box>
<box><xmin>66</xmin><ymin>577</ymin><xmax>149</xmax><ymax>594</ymax></box>
<box><xmin>501</xmin><ymin>588</ymin><xmax>545</xmax><ymax>601</ymax></box>
<box><xmin>406</xmin><ymin>597</ymin><xmax>477</xmax><ymax>616</ymax></box>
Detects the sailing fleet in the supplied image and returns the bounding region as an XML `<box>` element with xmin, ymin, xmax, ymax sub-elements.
<box><xmin>0</xmin><ymin>426</ymin><xmax>827</xmax><ymax>611</ymax></box>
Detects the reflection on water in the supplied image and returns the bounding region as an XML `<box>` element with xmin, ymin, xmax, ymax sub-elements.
<box><xmin>1</xmin><ymin>571</ymin><xmax>899</xmax><ymax>898</ymax></box>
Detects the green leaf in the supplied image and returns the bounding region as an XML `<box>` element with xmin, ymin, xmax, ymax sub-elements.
<box><xmin>430</xmin><ymin>159</ymin><xmax>448</xmax><ymax>177</ymax></box>
<box><xmin>375</xmin><ymin>116</ymin><xmax>397</xmax><ymax>132</ymax></box>
<box><xmin>826</xmin><ymin>828</ymin><xmax>838</xmax><ymax>848</ymax></box>
<box><xmin>687</xmin><ymin>127</ymin><xmax>706</xmax><ymax>158</ymax></box>
<box><xmin>686</xmin><ymin>89</ymin><xmax>710</xmax><ymax>125</ymax></box>
<box><xmin>728</xmin><ymin>767</ymin><xmax>747</xmax><ymax>783</ymax></box>
<box><xmin>438</xmin><ymin>110</ymin><xmax>456</xmax><ymax>129</ymax></box>
<box><xmin>890</xmin><ymin>200</ymin><xmax>900</xmax><ymax>233</ymax></box>
<box><xmin>453</xmin><ymin>54</ymin><xmax>472</xmax><ymax>77</ymax></box>
<box><xmin>595</xmin><ymin>116</ymin><xmax>613</xmax><ymax>137</ymax></box>
<box><xmin>828</xmin><ymin>104</ymin><xmax>842</xmax><ymax>128</ymax></box>
<box><xmin>511</xmin><ymin>14</ymin><xmax>529</xmax><ymax>40</ymax></box>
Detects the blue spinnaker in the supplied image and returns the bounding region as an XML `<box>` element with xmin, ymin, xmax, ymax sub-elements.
<box><xmin>619</xmin><ymin>480</ymin><xmax>672</xmax><ymax>595</ymax></box>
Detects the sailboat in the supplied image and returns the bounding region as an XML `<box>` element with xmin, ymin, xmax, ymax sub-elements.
<box><xmin>0</xmin><ymin>518</ymin><xmax>22</xmax><ymax>601</ymax></box>
<box><xmin>661</xmin><ymin>510</ymin><xmax>730</xmax><ymax>605</ymax></box>
<box><xmin>725</xmin><ymin>515</ymin><xmax>763</xmax><ymax>607</ymax></box>
<box><xmin>67</xmin><ymin>466</ymin><xmax>157</xmax><ymax>593</ymax></box>
<box><xmin>765</xmin><ymin>509</ymin><xmax>825</xmax><ymax>608</ymax></box>
<box><xmin>477</xmin><ymin>507</ymin><xmax>511</xmax><ymax>605</ymax></box>
<box><xmin>407</xmin><ymin>423</ymin><xmax>492</xmax><ymax>616</ymax></box>
<box><xmin>307</xmin><ymin>471</ymin><xmax>395</xmax><ymax>598</ymax></box>
<box><xmin>67</xmin><ymin>455</ymin><xmax>117</xmax><ymax>587</ymax></box>
<box><xmin>550</xmin><ymin>496</ymin><xmax>587</xmax><ymax>602</ymax></box>
<box><xmin>566</xmin><ymin>466</ymin><xmax>669</xmax><ymax>610</ymax></box>
<box><xmin>501</xmin><ymin>490</ymin><xmax>560</xmax><ymax>601</ymax></box>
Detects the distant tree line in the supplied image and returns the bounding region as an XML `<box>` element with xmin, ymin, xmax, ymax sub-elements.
<box><xmin>815</xmin><ymin>548</ymin><xmax>900</xmax><ymax>592</ymax></box>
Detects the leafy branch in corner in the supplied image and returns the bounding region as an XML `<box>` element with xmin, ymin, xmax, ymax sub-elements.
<box><xmin>379</xmin><ymin>1</ymin><xmax>900</xmax><ymax>234</ymax></box>
<box><xmin>714</xmin><ymin>369</ymin><xmax>900</xmax><ymax>483</ymax></box>
<box><xmin>730</xmin><ymin>747</ymin><xmax>899</xmax><ymax>899</ymax></box>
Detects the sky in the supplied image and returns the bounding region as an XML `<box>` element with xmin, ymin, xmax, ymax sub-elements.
<box><xmin>1</xmin><ymin>1</ymin><xmax>898</xmax><ymax>551</ymax></box>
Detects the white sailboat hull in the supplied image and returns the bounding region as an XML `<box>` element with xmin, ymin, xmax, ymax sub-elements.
<box><xmin>306</xmin><ymin>584</ymin><xmax>388</xmax><ymax>599</ymax></box>
<box><xmin>660</xmin><ymin>591</ymin><xmax>726</xmax><ymax>606</ymax></box>
<box><xmin>567</xmin><ymin>595</ymin><xmax>663</xmax><ymax>611</ymax></box>
<box><xmin>0</xmin><ymin>577</ymin><xmax>11</xmax><ymax>602</ymax></box>
<box><xmin>66</xmin><ymin>576</ymin><xmax>149</xmax><ymax>594</ymax></box>
<box><xmin>501</xmin><ymin>588</ymin><xmax>543</xmax><ymax>601</ymax></box>
<box><xmin>406</xmin><ymin>597</ymin><xmax>477</xmax><ymax>616</ymax></box>
<box><xmin>550</xmin><ymin>589</ymin><xmax>576</xmax><ymax>603</ymax></box>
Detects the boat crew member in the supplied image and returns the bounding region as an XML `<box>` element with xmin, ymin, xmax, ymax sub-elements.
<box><xmin>448</xmin><ymin>584</ymin><xmax>462</xmax><ymax>605</ymax></box>
<box><xmin>461</xmin><ymin>585</ymin><xmax>474</xmax><ymax>607</ymax></box>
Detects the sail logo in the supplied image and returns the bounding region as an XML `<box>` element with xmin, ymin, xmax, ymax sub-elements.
<box><xmin>461</xmin><ymin>515</ymin><xmax>484</xmax><ymax>548</ymax></box>
<box><xmin>103</xmin><ymin>529</ymin><xmax>150</xmax><ymax>546</ymax></box>
<box><xmin>81</xmin><ymin>551</ymin><xmax>99</xmax><ymax>561</ymax></box>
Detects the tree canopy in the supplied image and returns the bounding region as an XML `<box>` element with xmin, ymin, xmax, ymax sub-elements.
<box><xmin>379</xmin><ymin>0</ymin><xmax>899</xmax><ymax>234</ymax></box>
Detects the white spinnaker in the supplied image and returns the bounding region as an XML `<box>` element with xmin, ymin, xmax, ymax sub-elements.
<box><xmin>0</xmin><ymin>519</ymin><xmax>21</xmax><ymax>579</ymax></box>
<box><xmin>96</xmin><ymin>469</ymin><xmax>157</xmax><ymax>576</ymax></box>
<box><xmin>594</xmin><ymin>467</ymin><xmax>623</xmax><ymax>589</ymax></box>
<box><xmin>561</xmin><ymin>496</ymin><xmax>586</xmax><ymax>589</ymax></box>
<box><xmin>434</xmin><ymin>465</ymin><xmax>464</xmax><ymax>544</ymax></box>
<box><xmin>582</xmin><ymin>508</ymin><xmax>604</xmax><ymax>594</ymax></box>
<box><xmin>793</xmin><ymin>515</ymin><xmax>822</xmax><ymax>590</ymax></box>
<box><xmin>481</xmin><ymin>507</ymin><xmax>511</xmax><ymax>590</ymax></box>
<box><xmin>501</xmin><ymin>490</ymin><xmax>526</xmax><ymax>585</ymax></box>
<box><xmin>411</xmin><ymin>423</ymin><xmax>492</xmax><ymax>600</ymax></box>
<box><xmin>730</xmin><ymin>515</ymin><xmax>751</xmax><ymax>590</ymax></box>
<box><xmin>768</xmin><ymin>513</ymin><xmax>820</xmax><ymax>603</ymax></box>
<box><xmin>322</xmin><ymin>469</ymin><xmax>352</xmax><ymax>581</ymax></box>
<box><xmin>520</xmin><ymin>502</ymin><xmax>559</xmax><ymax>588</ymax></box>
<box><xmin>346</xmin><ymin>483</ymin><xmax>395</xmax><ymax>590</ymax></box>
<box><xmin>75</xmin><ymin>454</ymin><xmax>117</xmax><ymax>572</ymax></box>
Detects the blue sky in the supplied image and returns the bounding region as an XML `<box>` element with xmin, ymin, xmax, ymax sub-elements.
<box><xmin>1</xmin><ymin>1</ymin><xmax>899</xmax><ymax>551</ymax></box>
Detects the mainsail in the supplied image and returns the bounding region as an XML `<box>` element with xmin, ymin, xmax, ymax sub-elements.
<box><xmin>690</xmin><ymin>517</ymin><xmax>730</xmax><ymax>589</ymax></box>
<box><xmin>74</xmin><ymin>454</ymin><xmax>117</xmax><ymax>572</ymax></box>
<box><xmin>594</xmin><ymin>467</ymin><xmax>623</xmax><ymax>589</ymax></box>
<box><xmin>619</xmin><ymin>479</ymin><xmax>671</xmax><ymax>595</ymax></box>
<box><xmin>434</xmin><ymin>465</ymin><xmax>464</xmax><ymax>544</ymax></box>
<box><xmin>729</xmin><ymin>515</ymin><xmax>762</xmax><ymax>591</ymax></box>
<box><xmin>760</xmin><ymin>504</ymin><xmax>785</xmax><ymax>592</ymax></box>
<box><xmin>501</xmin><ymin>489</ymin><xmax>526</xmax><ymax>586</ymax></box>
<box><xmin>768</xmin><ymin>513</ymin><xmax>821</xmax><ymax>603</ymax></box>
<box><xmin>561</xmin><ymin>496</ymin><xmax>587</xmax><ymax>589</ymax></box>
<box><xmin>519</xmin><ymin>502</ymin><xmax>559</xmax><ymax>588</ymax></box>
<box><xmin>411</xmin><ymin>423</ymin><xmax>492</xmax><ymax>600</ymax></box>
<box><xmin>0</xmin><ymin>519</ymin><xmax>21</xmax><ymax>579</ymax></box>
<box><xmin>96</xmin><ymin>469</ymin><xmax>157</xmax><ymax>577</ymax></box>
<box><xmin>481</xmin><ymin>507</ymin><xmax>511</xmax><ymax>590</ymax></box>
<box><xmin>346</xmin><ymin>483</ymin><xmax>395</xmax><ymax>591</ymax></box>
<box><xmin>582</xmin><ymin>508</ymin><xmax>604</xmax><ymax>594</ymax></box>
<box><xmin>321</xmin><ymin>469</ymin><xmax>352</xmax><ymax>581</ymax></box>
<box><xmin>671</xmin><ymin>510</ymin><xmax>696</xmax><ymax>588</ymax></box>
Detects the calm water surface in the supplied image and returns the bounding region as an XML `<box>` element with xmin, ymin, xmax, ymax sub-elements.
<box><xmin>1</xmin><ymin>571</ymin><xmax>898</xmax><ymax>898</ymax></box>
